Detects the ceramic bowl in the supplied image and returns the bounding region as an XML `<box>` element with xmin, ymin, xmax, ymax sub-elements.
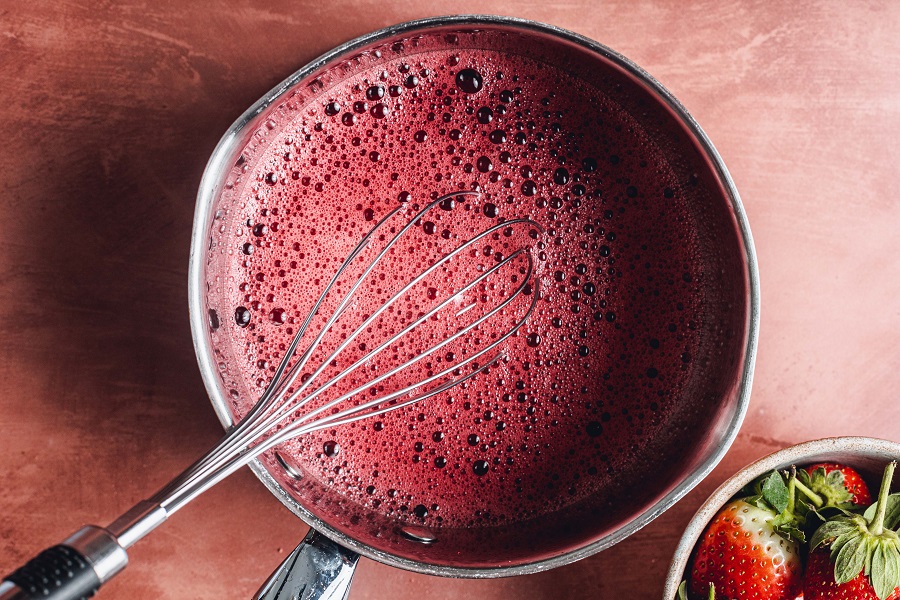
<box><xmin>663</xmin><ymin>436</ymin><xmax>900</xmax><ymax>599</ymax></box>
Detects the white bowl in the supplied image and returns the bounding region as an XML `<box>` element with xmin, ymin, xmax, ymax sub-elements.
<box><xmin>663</xmin><ymin>436</ymin><xmax>900</xmax><ymax>599</ymax></box>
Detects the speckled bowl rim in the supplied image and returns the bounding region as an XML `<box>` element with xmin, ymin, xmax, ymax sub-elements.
<box><xmin>663</xmin><ymin>436</ymin><xmax>900</xmax><ymax>599</ymax></box>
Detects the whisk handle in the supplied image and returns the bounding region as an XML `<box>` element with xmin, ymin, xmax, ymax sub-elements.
<box><xmin>0</xmin><ymin>526</ymin><xmax>128</xmax><ymax>600</ymax></box>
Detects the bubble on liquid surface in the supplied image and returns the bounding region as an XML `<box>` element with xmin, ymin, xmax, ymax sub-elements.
<box><xmin>208</xmin><ymin>309</ymin><xmax>220</xmax><ymax>330</ymax></box>
<box><xmin>455</xmin><ymin>68</ymin><xmax>483</xmax><ymax>94</ymax></box>
<box><xmin>234</xmin><ymin>306</ymin><xmax>250</xmax><ymax>327</ymax></box>
<box><xmin>372</xmin><ymin>103</ymin><xmax>389</xmax><ymax>119</ymax></box>
<box><xmin>366</xmin><ymin>85</ymin><xmax>385</xmax><ymax>101</ymax></box>
<box><xmin>521</xmin><ymin>181</ymin><xmax>537</xmax><ymax>196</ymax></box>
<box><xmin>323</xmin><ymin>441</ymin><xmax>340</xmax><ymax>457</ymax></box>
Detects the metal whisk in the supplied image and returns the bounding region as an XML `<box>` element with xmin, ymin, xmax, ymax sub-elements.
<box><xmin>0</xmin><ymin>191</ymin><xmax>540</xmax><ymax>600</ymax></box>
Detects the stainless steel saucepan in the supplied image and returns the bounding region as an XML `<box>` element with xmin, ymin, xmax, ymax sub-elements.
<box><xmin>188</xmin><ymin>15</ymin><xmax>760</xmax><ymax>599</ymax></box>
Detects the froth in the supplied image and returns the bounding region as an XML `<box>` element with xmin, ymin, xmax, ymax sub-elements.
<box><xmin>206</xmin><ymin>46</ymin><xmax>704</xmax><ymax>530</ymax></box>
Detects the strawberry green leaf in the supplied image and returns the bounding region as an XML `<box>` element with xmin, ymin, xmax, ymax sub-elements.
<box><xmin>870</xmin><ymin>541</ymin><xmax>900</xmax><ymax>600</ymax></box>
<box><xmin>872</xmin><ymin>544</ymin><xmax>888</xmax><ymax>599</ymax></box>
<box><xmin>769</xmin><ymin>472</ymin><xmax>811</xmax><ymax>542</ymax></box>
<box><xmin>834</xmin><ymin>532</ymin><xmax>866</xmax><ymax>584</ymax></box>
<box><xmin>801</xmin><ymin>466</ymin><xmax>855</xmax><ymax>508</ymax></box>
<box><xmin>811</xmin><ymin>516</ymin><xmax>858</xmax><ymax>550</ymax></box>
<box><xmin>762</xmin><ymin>471</ymin><xmax>790</xmax><ymax>513</ymax></box>
<box><xmin>775</xmin><ymin>523</ymin><xmax>807</xmax><ymax>543</ymax></box>
<box><xmin>864</xmin><ymin>493</ymin><xmax>900</xmax><ymax>530</ymax></box>
<box><xmin>877</xmin><ymin>543</ymin><xmax>900</xmax><ymax>600</ymax></box>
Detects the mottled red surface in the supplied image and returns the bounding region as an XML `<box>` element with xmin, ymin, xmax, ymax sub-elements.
<box><xmin>0</xmin><ymin>2</ymin><xmax>898</xmax><ymax>598</ymax></box>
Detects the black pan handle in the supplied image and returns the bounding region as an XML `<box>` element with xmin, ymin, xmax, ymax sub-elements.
<box><xmin>0</xmin><ymin>527</ymin><xmax>128</xmax><ymax>600</ymax></box>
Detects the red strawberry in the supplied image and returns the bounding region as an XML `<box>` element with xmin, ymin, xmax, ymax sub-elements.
<box><xmin>805</xmin><ymin>462</ymin><xmax>873</xmax><ymax>506</ymax></box>
<box><xmin>803</xmin><ymin>461</ymin><xmax>900</xmax><ymax>600</ymax></box>
<box><xmin>689</xmin><ymin>499</ymin><xmax>803</xmax><ymax>599</ymax></box>
<box><xmin>805</xmin><ymin>549</ymin><xmax>900</xmax><ymax>600</ymax></box>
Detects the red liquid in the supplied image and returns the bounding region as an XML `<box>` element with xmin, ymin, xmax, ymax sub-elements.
<box><xmin>206</xmin><ymin>38</ymin><xmax>723</xmax><ymax>558</ymax></box>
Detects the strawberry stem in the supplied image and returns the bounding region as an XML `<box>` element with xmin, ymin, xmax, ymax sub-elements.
<box><xmin>793</xmin><ymin>476</ymin><xmax>825</xmax><ymax>508</ymax></box>
<box><xmin>871</xmin><ymin>461</ymin><xmax>896</xmax><ymax>536</ymax></box>
<box><xmin>785</xmin><ymin>474</ymin><xmax>797</xmax><ymax>514</ymax></box>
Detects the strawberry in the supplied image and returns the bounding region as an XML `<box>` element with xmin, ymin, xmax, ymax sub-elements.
<box><xmin>804</xmin><ymin>462</ymin><xmax>873</xmax><ymax>506</ymax></box>
<box><xmin>803</xmin><ymin>461</ymin><xmax>900</xmax><ymax>600</ymax></box>
<box><xmin>804</xmin><ymin>549</ymin><xmax>900</xmax><ymax>600</ymax></box>
<box><xmin>689</xmin><ymin>471</ymin><xmax>805</xmax><ymax>600</ymax></box>
<box><xmin>689</xmin><ymin>499</ymin><xmax>803</xmax><ymax>599</ymax></box>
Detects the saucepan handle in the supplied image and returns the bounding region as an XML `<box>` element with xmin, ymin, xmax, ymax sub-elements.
<box><xmin>254</xmin><ymin>529</ymin><xmax>359</xmax><ymax>600</ymax></box>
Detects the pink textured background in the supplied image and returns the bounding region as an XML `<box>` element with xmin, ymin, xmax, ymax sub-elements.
<box><xmin>1</xmin><ymin>1</ymin><xmax>898</xmax><ymax>598</ymax></box>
